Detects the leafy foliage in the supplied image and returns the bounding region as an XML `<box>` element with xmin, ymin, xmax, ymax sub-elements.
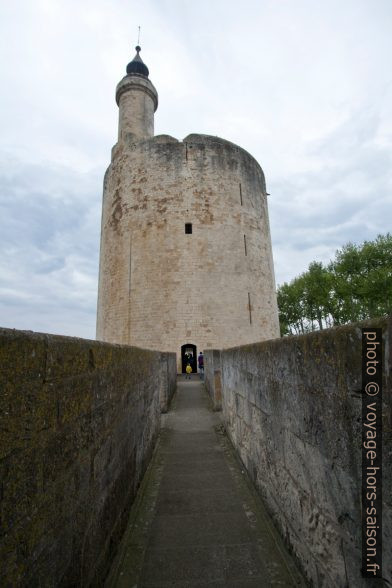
<box><xmin>277</xmin><ymin>234</ymin><xmax>392</xmax><ymax>335</ymax></box>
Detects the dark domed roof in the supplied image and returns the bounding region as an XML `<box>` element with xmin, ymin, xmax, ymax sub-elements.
<box><xmin>126</xmin><ymin>46</ymin><xmax>149</xmax><ymax>77</ymax></box>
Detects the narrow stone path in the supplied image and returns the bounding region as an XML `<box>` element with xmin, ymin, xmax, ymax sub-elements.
<box><xmin>106</xmin><ymin>377</ymin><xmax>306</xmax><ymax>587</ymax></box>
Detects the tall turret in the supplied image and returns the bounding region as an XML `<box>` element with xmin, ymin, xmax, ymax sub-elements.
<box><xmin>115</xmin><ymin>46</ymin><xmax>158</xmax><ymax>141</ymax></box>
<box><xmin>97</xmin><ymin>48</ymin><xmax>280</xmax><ymax>372</ymax></box>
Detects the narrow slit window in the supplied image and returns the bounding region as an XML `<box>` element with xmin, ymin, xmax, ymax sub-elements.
<box><xmin>244</xmin><ymin>234</ymin><xmax>247</xmax><ymax>256</ymax></box>
<box><xmin>248</xmin><ymin>292</ymin><xmax>252</xmax><ymax>325</ymax></box>
<box><xmin>185</xmin><ymin>223</ymin><xmax>192</xmax><ymax>234</ymax></box>
<box><xmin>239</xmin><ymin>183</ymin><xmax>243</xmax><ymax>206</ymax></box>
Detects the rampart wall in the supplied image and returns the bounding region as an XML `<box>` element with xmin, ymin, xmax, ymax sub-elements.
<box><xmin>0</xmin><ymin>328</ymin><xmax>176</xmax><ymax>586</ymax></box>
<box><xmin>204</xmin><ymin>348</ymin><xmax>222</xmax><ymax>411</ymax></box>
<box><xmin>206</xmin><ymin>318</ymin><xmax>391</xmax><ymax>587</ymax></box>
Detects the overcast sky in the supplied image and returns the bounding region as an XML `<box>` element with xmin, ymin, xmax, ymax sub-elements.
<box><xmin>0</xmin><ymin>0</ymin><xmax>391</xmax><ymax>339</ymax></box>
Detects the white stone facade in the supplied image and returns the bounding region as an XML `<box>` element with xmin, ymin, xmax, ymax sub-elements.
<box><xmin>96</xmin><ymin>65</ymin><xmax>280</xmax><ymax>372</ymax></box>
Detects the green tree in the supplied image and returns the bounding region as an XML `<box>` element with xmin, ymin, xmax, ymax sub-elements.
<box><xmin>277</xmin><ymin>276</ymin><xmax>307</xmax><ymax>335</ymax></box>
<box><xmin>277</xmin><ymin>233</ymin><xmax>392</xmax><ymax>335</ymax></box>
<box><xmin>302</xmin><ymin>262</ymin><xmax>333</xmax><ymax>330</ymax></box>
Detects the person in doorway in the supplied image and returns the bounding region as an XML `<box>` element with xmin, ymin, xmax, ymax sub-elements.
<box><xmin>198</xmin><ymin>352</ymin><xmax>204</xmax><ymax>379</ymax></box>
<box><xmin>185</xmin><ymin>363</ymin><xmax>192</xmax><ymax>380</ymax></box>
<box><xmin>184</xmin><ymin>351</ymin><xmax>192</xmax><ymax>369</ymax></box>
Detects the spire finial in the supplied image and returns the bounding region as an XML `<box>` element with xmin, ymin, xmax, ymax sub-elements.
<box><xmin>126</xmin><ymin>32</ymin><xmax>149</xmax><ymax>77</ymax></box>
<box><xmin>137</xmin><ymin>25</ymin><xmax>141</xmax><ymax>46</ymax></box>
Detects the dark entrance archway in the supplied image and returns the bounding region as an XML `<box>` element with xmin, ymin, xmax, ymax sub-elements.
<box><xmin>181</xmin><ymin>343</ymin><xmax>197</xmax><ymax>374</ymax></box>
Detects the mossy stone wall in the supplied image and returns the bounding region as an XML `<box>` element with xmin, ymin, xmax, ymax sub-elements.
<box><xmin>218</xmin><ymin>318</ymin><xmax>391</xmax><ymax>587</ymax></box>
<box><xmin>0</xmin><ymin>328</ymin><xmax>176</xmax><ymax>586</ymax></box>
<box><xmin>204</xmin><ymin>349</ymin><xmax>222</xmax><ymax>411</ymax></box>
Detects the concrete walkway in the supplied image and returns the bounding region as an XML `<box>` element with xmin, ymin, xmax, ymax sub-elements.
<box><xmin>106</xmin><ymin>377</ymin><xmax>306</xmax><ymax>587</ymax></box>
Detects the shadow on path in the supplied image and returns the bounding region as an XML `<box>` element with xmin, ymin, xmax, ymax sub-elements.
<box><xmin>106</xmin><ymin>377</ymin><xmax>307</xmax><ymax>587</ymax></box>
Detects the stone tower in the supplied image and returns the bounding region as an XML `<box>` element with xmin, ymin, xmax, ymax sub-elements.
<box><xmin>96</xmin><ymin>46</ymin><xmax>280</xmax><ymax>372</ymax></box>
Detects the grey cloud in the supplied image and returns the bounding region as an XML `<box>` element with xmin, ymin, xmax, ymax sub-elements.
<box><xmin>0</xmin><ymin>157</ymin><xmax>101</xmax><ymax>338</ymax></box>
<box><xmin>0</xmin><ymin>0</ymin><xmax>391</xmax><ymax>336</ymax></box>
<box><xmin>270</xmin><ymin>110</ymin><xmax>392</xmax><ymax>284</ymax></box>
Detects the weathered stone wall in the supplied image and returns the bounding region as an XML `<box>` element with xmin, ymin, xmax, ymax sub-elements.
<box><xmin>116</xmin><ymin>75</ymin><xmax>158</xmax><ymax>141</ymax></box>
<box><xmin>96</xmin><ymin>132</ymin><xmax>280</xmax><ymax>372</ymax></box>
<box><xmin>204</xmin><ymin>349</ymin><xmax>223</xmax><ymax>411</ymax></box>
<box><xmin>0</xmin><ymin>328</ymin><xmax>176</xmax><ymax>587</ymax></box>
<box><xmin>220</xmin><ymin>318</ymin><xmax>391</xmax><ymax>587</ymax></box>
<box><xmin>159</xmin><ymin>352</ymin><xmax>177</xmax><ymax>413</ymax></box>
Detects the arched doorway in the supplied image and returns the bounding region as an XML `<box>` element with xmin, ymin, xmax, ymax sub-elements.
<box><xmin>181</xmin><ymin>343</ymin><xmax>197</xmax><ymax>374</ymax></box>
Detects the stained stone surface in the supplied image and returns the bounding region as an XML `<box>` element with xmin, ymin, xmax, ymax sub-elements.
<box><xmin>219</xmin><ymin>317</ymin><xmax>391</xmax><ymax>587</ymax></box>
<box><xmin>0</xmin><ymin>327</ymin><xmax>176</xmax><ymax>587</ymax></box>
<box><xmin>96</xmin><ymin>132</ymin><xmax>280</xmax><ymax>373</ymax></box>
<box><xmin>106</xmin><ymin>377</ymin><xmax>306</xmax><ymax>587</ymax></box>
